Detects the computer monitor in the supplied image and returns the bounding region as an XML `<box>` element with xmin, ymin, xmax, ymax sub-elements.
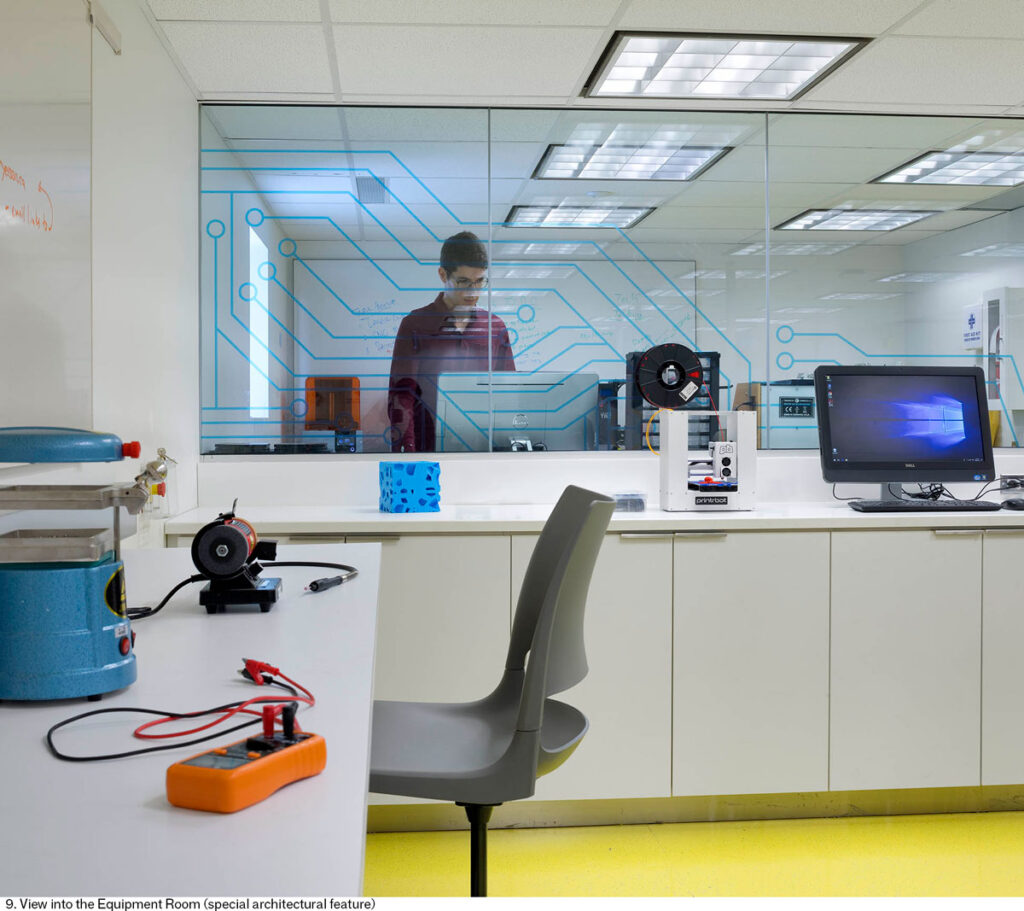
<box><xmin>435</xmin><ymin>371</ymin><xmax>601</xmax><ymax>452</ymax></box>
<box><xmin>813</xmin><ymin>365</ymin><xmax>995</xmax><ymax>495</ymax></box>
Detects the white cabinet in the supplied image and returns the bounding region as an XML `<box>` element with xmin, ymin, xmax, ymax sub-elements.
<box><xmin>981</xmin><ymin>528</ymin><xmax>1024</xmax><ymax>785</ymax></box>
<box><xmin>510</xmin><ymin>531</ymin><xmax>673</xmax><ymax>801</ymax></box>
<box><xmin>830</xmin><ymin>529</ymin><xmax>982</xmax><ymax>791</ymax></box>
<box><xmin>350</xmin><ymin>534</ymin><xmax>511</xmax><ymax>703</ymax></box>
<box><xmin>672</xmin><ymin>530</ymin><xmax>830</xmax><ymax>796</ymax></box>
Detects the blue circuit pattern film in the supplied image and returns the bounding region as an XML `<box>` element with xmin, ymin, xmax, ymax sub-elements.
<box><xmin>199</xmin><ymin>144</ymin><xmax>750</xmax><ymax>453</ymax></box>
<box><xmin>773</xmin><ymin>323</ymin><xmax>1020</xmax><ymax>446</ymax></box>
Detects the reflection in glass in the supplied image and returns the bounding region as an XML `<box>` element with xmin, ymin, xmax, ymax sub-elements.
<box><xmin>196</xmin><ymin>106</ymin><xmax>1024</xmax><ymax>454</ymax></box>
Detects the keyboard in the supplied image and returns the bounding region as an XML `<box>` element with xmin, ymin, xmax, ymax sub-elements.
<box><xmin>849</xmin><ymin>498</ymin><xmax>1002</xmax><ymax>513</ymax></box>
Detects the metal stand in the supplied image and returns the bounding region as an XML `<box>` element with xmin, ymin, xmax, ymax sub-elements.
<box><xmin>460</xmin><ymin>803</ymin><xmax>497</xmax><ymax>897</ymax></box>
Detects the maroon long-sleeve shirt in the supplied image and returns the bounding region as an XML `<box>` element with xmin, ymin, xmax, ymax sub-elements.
<box><xmin>387</xmin><ymin>293</ymin><xmax>516</xmax><ymax>452</ymax></box>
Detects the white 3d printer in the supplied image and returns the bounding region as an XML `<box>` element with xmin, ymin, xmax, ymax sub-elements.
<box><xmin>633</xmin><ymin>343</ymin><xmax>757</xmax><ymax>511</ymax></box>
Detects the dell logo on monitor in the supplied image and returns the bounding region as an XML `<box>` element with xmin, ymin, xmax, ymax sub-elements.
<box><xmin>904</xmin><ymin>463</ymin><xmax>916</xmax><ymax>468</ymax></box>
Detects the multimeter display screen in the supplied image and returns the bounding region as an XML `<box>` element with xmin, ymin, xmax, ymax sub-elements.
<box><xmin>183</xmin><ymin>750</ymin><xmax>250</xmax><ymax>769</ymax></box>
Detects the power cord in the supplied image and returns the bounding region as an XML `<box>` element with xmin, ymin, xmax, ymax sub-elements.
<box><xmin>47</xmin><ymin>661</ymin><xmax>312</xmax><ymax>762</ymax></box>
<box><xmin>832</xmin><ymin>480</ymin><xmax>1002</xmax><ymax>503</ymax></box>
<box><xmin>127</xmin><ymin>575</ymin><xmax>205</xmax><ymax>620</ymax></box>
<box><xmin>126</xmin><ymin>560</ymin><xmax>358</xmax><ymax>621</ymax></box>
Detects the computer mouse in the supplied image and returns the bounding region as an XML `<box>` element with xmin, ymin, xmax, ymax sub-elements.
<box><xmin>1002</xmin><ymin>498</ymin><xmax>1024</xmax><ymax>510</ymax></box>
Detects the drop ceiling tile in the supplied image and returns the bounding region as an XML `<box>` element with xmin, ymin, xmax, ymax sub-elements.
<box><xmin>766</xmin><ymin>113</ymin><xmax>987</xmax><ymax>149</ymax></box>
<box><xmin>147</xmin><ymin>0</ymin><xmax>322</xmax><ymax>21</ymax></box>
<box><xmin>329</xmin><ymin>0</ymin><xmax>620</xmax><ymax>26</ymax></box>
<box><xmin>894</xmin><ymin>0</ymin><xmax>1024</xmax><ymax>37</ymax></box>
<box><xmin>203</xmin><ymin>107</ymin><xmax>348</xmax><ymax>142</ymax></box>
<box><xmin>639</xmin><ymin>206</ymin><xmax>767</xmax><ymax>230</ymax></box>
<box><xmin>332</xmin><ymin>25</ymin><xmax>606</xmax><ymax>97</ymax></box>
<box><xmin>333</xmin><ymin>107</ymin><xmax>489</xmax><ymax>142</ymax></box>
<box><xmin>617</xmin><ymin>0</ymin><xmax>924</xmax><ymax>36</ymax></box>
<box><xmin>663</xmin><ymin>181</ymin><xmax>767</xmax><ymax>207</ymax></box>
<box><xmin>768</xmin><ymin>146</ymin><xmax>908</xmax><ymax>183</ymax></box>
<box><xmin>159</xmin><ymin>22</ymin><xmax>334</xmax><ymax>94</ymax></box>
<box><xmin>628</xmin><ymin>227</ymin><xmax>756</xmax><ymax>244</ymax></box>
<box><xmin>802</xmin><ymin>36</ymin><xmax>1024</xmax><ymax>107</ymax></box>
<box><xmin>159</xmin><ymin>21</ymin><xmax>333</xmax><ymax>93</ymax></box>
<box><xmin>905</xmin><ymin>209</ymin><xmax>999</xmax><ymax>231</ymax></box>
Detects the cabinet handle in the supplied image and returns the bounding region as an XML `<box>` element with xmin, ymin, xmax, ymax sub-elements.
<box><xmin>932</xmin><ymin>529</ymin><xmax>983</xmax><ymax>536</ymax></box>
<box><xmin>982</xmin><ymin>527</ymin><xmax>1024</xmax><ymax>536</ymax></box>
<box><xmin>346</xmin><ymin>534</ymin><xmax>400</xmax><ymax>543</ymax></box>
<box><xmin>673</xmin><ymin>531</ymin><xmax>728</xmax><ymax>539</ymax></box>
<box><xmin>619</xmin><ymin>532</ymin><xmax>673</xmax><ymax>539</ymax></box>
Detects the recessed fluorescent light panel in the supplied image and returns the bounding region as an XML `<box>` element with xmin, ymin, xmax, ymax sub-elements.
<box><xmin>820</xmin><ymin>292</ymin><xmax>902</xmax><ymax>300</ymax></box>
<box><xmin>875</xmin><ymin>150</ymin><xmax>1024</xmax><ymax>186</ymax></box>
<box><xmin>534</xmin><ymin>140</ymin><xmax>730</xmax><ymax>181</ymax></box>
<box><xmin>587</xmin><ymin>32</ymin><xmax>866</xmax><ymax>100</ymax></box>
<box><xmin>878</xmin><ymin>272</ymin><xmax>957</xmax><ymax>283</ymax></box>
<box><xmin>732</xmin><ymin>242</ymin><xmax>855</xmax><ymax>255</ymax></box>
<box><xmin>505</xmin><ymin>205</ymin><xmax>652</xmax><ymax>229</ymax></box>
<box><xmin>960</xmin><ymin>242</ymin><xmax>1024</xmax><ymax>257</ymax></box>
<box><xmin>775</xmin><ymin>209</ymin><xmax>939</xmax><ymax>231</ymax></box>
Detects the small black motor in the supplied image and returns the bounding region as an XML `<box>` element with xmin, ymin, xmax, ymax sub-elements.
<box><xmin>191</xmin><ymin>503</ymin><xmax>281</xmax><ymax>613</ymax></box>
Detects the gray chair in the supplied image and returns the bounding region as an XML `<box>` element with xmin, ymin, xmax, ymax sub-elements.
<box><xmin>369</xmin><ymin>485</ymin><xmax>615</xmax><ymax>896</ymax></box>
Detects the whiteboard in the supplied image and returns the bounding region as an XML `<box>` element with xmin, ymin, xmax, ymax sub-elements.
<box><xmin>0</xmin><ymin>1</ymin><xmax>92</xmax><ymax>429</ymax></box>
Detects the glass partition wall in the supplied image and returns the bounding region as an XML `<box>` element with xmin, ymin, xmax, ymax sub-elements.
<box><xmin>199</xmin><ymin>106</ymin><xmax>1024</xmax><ymax>453</ymax></box>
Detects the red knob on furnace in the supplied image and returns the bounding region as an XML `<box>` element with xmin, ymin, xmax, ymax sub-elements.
<box><xmin>122</xmin><ymin>441</ymin><xmax>141</xmax><ymax>458</ymax></box>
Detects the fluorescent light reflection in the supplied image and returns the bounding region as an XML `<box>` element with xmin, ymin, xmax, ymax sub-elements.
<box><xmin>878</xmin><ymin>150</ymin><xmax>1024</xmax><ymax>186</ymax></box>
<box><xmin>733</xmin><ymin>242</ymin><xmax>855</xmax><ymax>255</ymax></box>
<box><xmin>505</xmin><ymin>204</ymin><xmax>652</xmax><ymax>228</ymax></box>
<box><xmin>776</xmin><ymin>209</ymin><xmax>939</xmax><ymax>231</ymax></box>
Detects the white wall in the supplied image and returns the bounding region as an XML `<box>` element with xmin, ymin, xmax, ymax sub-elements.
<box><xmin>0</xmin><ymin>0</ymin><xmax>199</xmax><ymax>529</ymax></box>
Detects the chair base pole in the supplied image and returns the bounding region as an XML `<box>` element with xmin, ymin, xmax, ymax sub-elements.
<box><xmin>460</xmin><ymin>803</ymin><xmax>497</xmax><ymax>897</ymax></box>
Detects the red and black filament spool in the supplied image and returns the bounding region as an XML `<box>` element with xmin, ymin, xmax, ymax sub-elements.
<box><xmin>633</xmin><ymin>343</ymin><xmax>704</xmax><ymax>410</ymax></box>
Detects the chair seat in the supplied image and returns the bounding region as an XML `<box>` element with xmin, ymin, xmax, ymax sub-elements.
<box><xmin>370</xmin><ymin>692</ymin><xmax>588</xmax><ymax>804</ymax></box>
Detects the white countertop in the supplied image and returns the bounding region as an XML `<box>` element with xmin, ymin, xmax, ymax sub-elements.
<box><xmin>0</xmin><ymin>543</ymin><xmax>380</xmax><ymax>897</ymax></box>
<box><xmin>165</xmin><ymin>501</ymin><xmax>1024</xmax><ymax>536</ymax></box>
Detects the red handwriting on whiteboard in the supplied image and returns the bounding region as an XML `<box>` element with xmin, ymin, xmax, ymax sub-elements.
<box><xmin>0</xmin><ymin>156</ymin><xmax>54</xmax><ymax>232</ymax></box>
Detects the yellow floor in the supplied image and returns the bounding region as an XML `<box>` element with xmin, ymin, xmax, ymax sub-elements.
<box><xmin>364</xmin><ymin>811</ymin><xmax>1024</xmax><ymax>896</ymax></box>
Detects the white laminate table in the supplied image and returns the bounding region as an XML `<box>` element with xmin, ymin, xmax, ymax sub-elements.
<box><xmin>0</xmin><ymin>543</ymin><xmax>380</xmax><ymax>897</ymax></box>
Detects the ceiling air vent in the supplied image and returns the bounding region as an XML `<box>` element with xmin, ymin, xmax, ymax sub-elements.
<box><xmin>355</xmin><ymin>176</ymin><xmax>390</xmax><ymax>204</ymax></box>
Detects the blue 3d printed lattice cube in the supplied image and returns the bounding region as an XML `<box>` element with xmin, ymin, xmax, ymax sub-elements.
<box><xmin>379</xmin><ymin>461</ymin><xmax>441</xmax><ymax>513</ymax></box>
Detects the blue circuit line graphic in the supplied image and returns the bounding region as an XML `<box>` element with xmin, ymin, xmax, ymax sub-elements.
<box><xmin>777</xmin><ymin>324</ymin><xmax>1021</xmax><ymax>445</ymax></box>
<box><xmin>201</xmin><ymin>147</ymin><xmax>1008</xmax><ymax>449</ymax></box>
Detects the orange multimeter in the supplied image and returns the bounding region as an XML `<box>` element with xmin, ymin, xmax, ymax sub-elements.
<box><xmin>166</xmin><ymin>730</ymin><xmax>327</xmax><ymax>813</ymax></box>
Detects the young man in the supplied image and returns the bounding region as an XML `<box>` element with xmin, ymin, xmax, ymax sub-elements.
<box><xmin>387</xmin><ymin>231</ymin><xmax>515</xmax><ymax>452</ymax></box>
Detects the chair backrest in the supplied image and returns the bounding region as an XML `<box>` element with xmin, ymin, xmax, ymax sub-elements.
<box><xmin>505</xmin><ymin>485</ymin><xmax>614</xmax><ymax>732</ymax></box>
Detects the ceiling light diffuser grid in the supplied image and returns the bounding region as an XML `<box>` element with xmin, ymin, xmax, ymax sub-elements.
<box><xmin>732</xmin><ymin>242</ymin><xmax>855</xmax><ymax>255</ymax></box>
<box><xmin>775</xmin><ymin>208</ymin><xmax>940</xmax><ymax>231</ymax></box>
<box><xmin>534</xmin><ymin>140</ymin><xmax>730</xmax><ymax>181</ymax></box>
<box><xmin>586</xmin><ymin>31</ymin><xmax>867</xmax><ymax>100</ymax></box>
<box><xmin>961</xmin><ymin>242</ymin><xmax>1024</xmax><ymax>257</ymax></box>
<box><xmin>505</xmin><ymin>205</ymin><xmax>652</xmax><ymax>229</ymax></box>
<box><xmin>874</xmin><ymin>150</ymin><xmax>1024</xmax><ymax>186</ymax></box>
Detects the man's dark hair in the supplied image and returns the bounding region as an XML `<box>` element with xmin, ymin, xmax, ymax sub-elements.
<box><xmin>439</xmin><ymin>231</ymin><xmax>488</xmax><ymax>275</ymax></box>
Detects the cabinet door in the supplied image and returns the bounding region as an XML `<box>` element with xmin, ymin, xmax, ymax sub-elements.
<box><xmin>982</xmin><ymin>529</ymin><xmax>1024</xmax><ymax>785</ymax></box>
<box><xmin>510</xmin><ymin>532</ymin><xmax>673</xmax><ymax>801</ymax></box>
<box><xmin>830</xmin><ymin>529</ymin><xmax>981</xmax><ymax>791</ymax></box>
<box><xmin>356</xmin><ymin>534</ymin><xmax>511</xmax><ymax>703</ymax></box>
<box><xmin>673</xmin><ymin>531</ymin><xmax>830</xmax><ymax>796</ymax></box>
